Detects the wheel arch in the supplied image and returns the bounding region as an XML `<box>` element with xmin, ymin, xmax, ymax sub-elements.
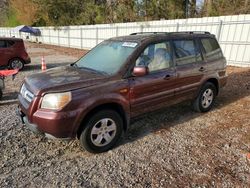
<box><xmin>76</xmin><ymin>102</ymin><xmax>129</xmax><ymax>139</ymax></box>
<box><xmin>206</xmin><ymin>78</ymin><xmax>219</xmax><ymax>95</ymax></box>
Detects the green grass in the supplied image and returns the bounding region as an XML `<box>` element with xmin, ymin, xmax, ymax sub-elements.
<box><xmin>5</xmin><ymin>8</ymin><xmax>20</xmax><ymax>27</ymax></box>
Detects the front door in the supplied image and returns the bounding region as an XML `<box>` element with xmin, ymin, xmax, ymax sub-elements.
<box><xmin>129</xmin><ymin>41</ymin><xmax>177</xmax><ymax>117</ymax></box>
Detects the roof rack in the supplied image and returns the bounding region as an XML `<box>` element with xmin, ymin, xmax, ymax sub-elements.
<box><xmin>130</xmin><ymin>31</ymin><xmax>211</xmax><ymax>35</ymax></box>
<box><xmin>130</xmin><ymin>32</ymin><xmax>168</xmax><ymax>35</ymax></box>
<box><xmin>169</xmin><ymin>31</ymin><xmax>211</xmax><ymax>35</ymax></box>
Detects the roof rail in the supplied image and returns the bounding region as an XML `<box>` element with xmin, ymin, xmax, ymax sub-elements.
<box><xmin>130</xmin><ymin>32</ymin><xmax>168</xmax><ymax>35</ymax></box>
<box><xmin>130</xmin><ymin>31</ymin><xmax>211</xmax><ymax>36</ymax></box>
<box><xmin>169</xmin><ymin>31</ymin><xmax>211</xmax><ymax>35</ymax></box>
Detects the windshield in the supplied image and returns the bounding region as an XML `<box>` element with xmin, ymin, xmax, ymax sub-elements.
<box><xmin>74</xmin><ymin>40</ymin><xmax>137</xmax><ymax>75</ymax></box>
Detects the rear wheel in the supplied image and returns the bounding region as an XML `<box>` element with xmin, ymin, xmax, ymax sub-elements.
<box><xmin>193</xmin><ymin>82</ymin><xmax>217</xmax><ymax>112</ymax></box>
<box><xmin>79</xmin><ymin>110</ymin><xmax>123</xmax><ymax>153</ymax></box>
<box><xmin>9</xmin><ymin>58</ymin><xmax>24</xmax><ymax>70</ymax></box>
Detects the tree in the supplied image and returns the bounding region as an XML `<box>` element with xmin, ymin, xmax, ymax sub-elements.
<box><xmin>0</xmin><ymin>0</ymin><xmax>8</xmax><ymax>26</ymax></box>
<box><xmin>138</xmin><ymin>0</ymin><xmax>185</xmax><ymax>21</ymax></box>
<box><xmin>104</xmin><ymin>0</ymin><xmax>137</xmax><ymax>23</ymax></box>
<box><xmin>200</xmin><ymin>0</ymin><xmax>250</xmax><ymax>16</ymax></box>
<box><xmin>9</xmin><ymin>0</ymin><xmax>38</xmax><ymax>25</ymax></box>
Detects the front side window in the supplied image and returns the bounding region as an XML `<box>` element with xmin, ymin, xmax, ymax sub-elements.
<box><xmin>135</xmin><ymin>41</ymin><xmax>172</xmax><ymax>72</ymax></box>
<box><xmin>201</xmin><ymin>38</ymin><xmax>223</xmax><ymax>61</ymax></box>
<box><xmin>75</xmin><ymin>40</ymin><xmax>137</xmax><ymax>75</ymax></box>
<box><xmin>173</xmin><ymin>39</ymin><xmax>201</xmax><ymax>66</ymax></box>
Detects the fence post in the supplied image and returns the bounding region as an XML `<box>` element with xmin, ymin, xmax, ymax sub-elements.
<box><xmin>217</xmin><ymin>20</ymin><xmax>223</xmax><ymax>41</ymax></box>
<box><xmin>116</xmin><ymin>26</ymin><xmax>118</xmax><ymax>37</ymax></box>
<box><xmin>80</xmin><ymin>28</ymin><xmax>83</xmax><ymax>49</ymax></box>
<box><xmin>176</xmin><ymin>23</ymin><xmax>179</xmax><ymax>32</ymax></box>
<box><xmin>96</xmin><ymin>27</ymin><xmax>99</xmax><ymax>45</ymax></box>
<box><xmin>49</xmin><ymin>28</ymin><xmax>51</xmax><ymax>44</ymax></box>
<box><xmin>58</xmin><ymin>29</ymin><xmax>60</xmax><ymax>46</ymax></box>
<box><xmin>140</xmin><ymin>25</ymin><xmax>144</xmax><ymax>33</ymax></box>
<box><xmin>68</xmin><ymin>28</ymin><xmax>70</xmax><ymax>47</ymax></box>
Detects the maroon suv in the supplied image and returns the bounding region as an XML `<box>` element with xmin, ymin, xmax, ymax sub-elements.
<box><xmin>0</xmin><ymin>37</ymin><xmax>31</xmax><ymax>70</ymax></box>
<box><xmin>17</xmin><ymin>32</ymin><xmax>227</xmax><ymax>153</ymax></box>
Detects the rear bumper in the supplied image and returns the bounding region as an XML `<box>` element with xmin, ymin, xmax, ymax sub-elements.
<box><xmin>219</xmin><ymin>75</ymin><xmax>228</xmax><ymax>88</ymax></box>
<box><xmin>24</xmin><ymin>57</ymin><xmax>31</xmax><ymax>64</ymax></box>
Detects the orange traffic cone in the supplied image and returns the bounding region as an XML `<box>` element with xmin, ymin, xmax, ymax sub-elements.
<box><xmin>41</xmin><ymin>56</ymin><xmax>47</xmax><ymax>71</ymax></box>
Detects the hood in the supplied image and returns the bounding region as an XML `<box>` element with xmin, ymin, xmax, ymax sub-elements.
<box><xmin>25</xmin><ymin>66</ymin><xmax>109</xmax><ymax>96</ymax></box>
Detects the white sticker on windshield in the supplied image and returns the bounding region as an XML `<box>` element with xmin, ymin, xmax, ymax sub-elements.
<box><xmin>122</xmin><ymin>42</ymin><xmax>138</xmax><ymax>48</ymax></box>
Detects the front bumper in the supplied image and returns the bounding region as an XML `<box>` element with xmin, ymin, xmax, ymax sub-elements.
<box><xmin>16</xmin><ymin>108</ymin><xmax>42</xmax><ymax>134</ymax></box>
<box><xmin>16</xmin><ymin>107</ymin><xmax>73</xmax><ymax>140</ymax></box>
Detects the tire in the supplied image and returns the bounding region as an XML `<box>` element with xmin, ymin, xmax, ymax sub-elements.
<box><xmin>9</xmin><ymin>58</ymin><xmax>24</xmax><ymax>70</ymax></box>
<box><xmin>192</xmin><ymin>82</ymin><xmax>217</xmax><ymax>112</ymax></box>
<box><xmin>0</xmin><ymin>89</ymin><xmax>2</xmax><ymax>100</ymax></box>
<box><xmin>79</xmin><ymin>110</ymin><xmax>123</xmax><ymax>153</ymax></box>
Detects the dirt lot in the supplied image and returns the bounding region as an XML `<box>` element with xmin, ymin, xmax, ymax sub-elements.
<box><xmin>0</xmin><ymin>42</ymin><xmax>249</xmax><ymax>187</ymax></box>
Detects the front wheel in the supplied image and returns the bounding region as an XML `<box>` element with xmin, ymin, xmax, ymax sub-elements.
<box><xmin>193</xmin><ymin>82</ymin><xmax>217</xmax><ymax>112</ymax></box>
<box><xmin>79</xmin><ymin>110</ymin><xmax>123</xmax><ymax>153</ymax></box>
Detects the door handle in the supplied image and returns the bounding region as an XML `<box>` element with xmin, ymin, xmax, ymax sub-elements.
<box><xmin>199</xmin><ymin>67</ymin><xmax>205</xmax><ymax>72</ymax></box>
<box><xmin>164</xmin><ymin>74</ymin><xmax>173</xmax><ymax>80</ymax></box>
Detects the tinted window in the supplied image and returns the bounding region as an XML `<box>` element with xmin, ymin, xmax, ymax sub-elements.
<box><xmin>0</xmin><ymin>40</ymin><xmax>7</xmax><ymax>48</ymax></box>
<box><xmin>201</xmin><ymin>38</ymin><xmax>223</xmax><ymax>61</ymax></box>
<box><xmin>136</xmin><ymin>41</ymin><xmax>172</xmax><ymax>72</ymax></box>
<box><xmin>173</xmin><ymin>39</ymin><xmax>201</xmax><ymax>66</ymax></box>
<box><xmin>7</xmin><ymin>41</ymin><xmax>15</xmax><ymax>47</ymax></box>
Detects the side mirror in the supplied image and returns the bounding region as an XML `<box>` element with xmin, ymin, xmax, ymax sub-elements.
<box><xmin>132</xmin><ymin>66</ymin><xmax>148</xmax><ymax>77</ymax></box>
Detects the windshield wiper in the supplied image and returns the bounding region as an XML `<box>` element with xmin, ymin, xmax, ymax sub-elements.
<box><xmin>71</xmin><ymin>63</ymin><xmax>78</xmax><ymax>67</ymax></box>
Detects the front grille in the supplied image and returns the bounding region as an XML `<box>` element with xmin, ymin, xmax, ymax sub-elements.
<box><xmin>20</xmin><ymin>84</ymin><xmax>34</xmax><ymax>103</ymax></box>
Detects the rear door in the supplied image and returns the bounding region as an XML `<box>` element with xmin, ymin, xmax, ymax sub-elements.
<box><xmin>129</xmin><ymin>40</ymin><xmax>177</xmax><ymax>116</ymax></box>
<box><xmin>173</xmin><ymin>37</ymin><xmax>206</xmax><ymax>101</ymax></box>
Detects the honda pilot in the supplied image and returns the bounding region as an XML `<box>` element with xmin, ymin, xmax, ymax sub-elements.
<box><xmin>17</xmin><ymin>32</ymin><xmax>227</xmax><ymax>153</ymax></box>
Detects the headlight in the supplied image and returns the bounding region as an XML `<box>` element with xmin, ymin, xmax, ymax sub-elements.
<box><xmin>41</xmin><ymin>92</ymin><xmax>72</xmax><ymax>110</ymax></box>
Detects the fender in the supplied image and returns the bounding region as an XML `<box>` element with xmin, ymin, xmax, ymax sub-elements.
<box><xmin>71</xmin><ymin>92</ymin><xmax>130</xmax><ymax>137</ymax></box>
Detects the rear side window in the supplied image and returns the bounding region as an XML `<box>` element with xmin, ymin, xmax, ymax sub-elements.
<box><xmin>201</xmin><ymin>38</ymin><xmax>223</xmax><ymax>61</ymax></box>
<box><xmin>7</xmin><ymin>41</ymin><xmax>15</xmax><ymax>47</ymax></box>
<box><xmin>173</xmin><ymin>39</ymin><xmax>201</xmax><ymax>66</ymax></box>
<box><xmin>0</xmin><ymin>40</ymin><xmax>14</xmax><ymax>48</ymax></box>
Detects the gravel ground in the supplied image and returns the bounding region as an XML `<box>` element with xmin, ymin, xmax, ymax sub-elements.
<box><xmin>0</xmin><ymin>42</ymin><xmax>250</xmax><ymax>187</ymax></box>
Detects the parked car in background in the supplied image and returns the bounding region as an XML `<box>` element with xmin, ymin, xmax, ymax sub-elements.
<box><xmin>17</xmin><ymin>31</ymin><xmax>227</xmax><ymax>153</ymax></box>
<box><xmin>0</xmin><ymin>37</ymin><xmax>31</xmax><ymax>70</ymax></box>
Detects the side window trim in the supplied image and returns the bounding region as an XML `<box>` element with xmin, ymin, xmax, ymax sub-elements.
<box><xmin>198</xmin><ymin>37</ymin><xmax>208</xmax><ymax>62</ymax></box>
<box><xmin>194</xmin><ymin>38</ymin><xmax>205</xmax><ymax>63</ymax></box>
